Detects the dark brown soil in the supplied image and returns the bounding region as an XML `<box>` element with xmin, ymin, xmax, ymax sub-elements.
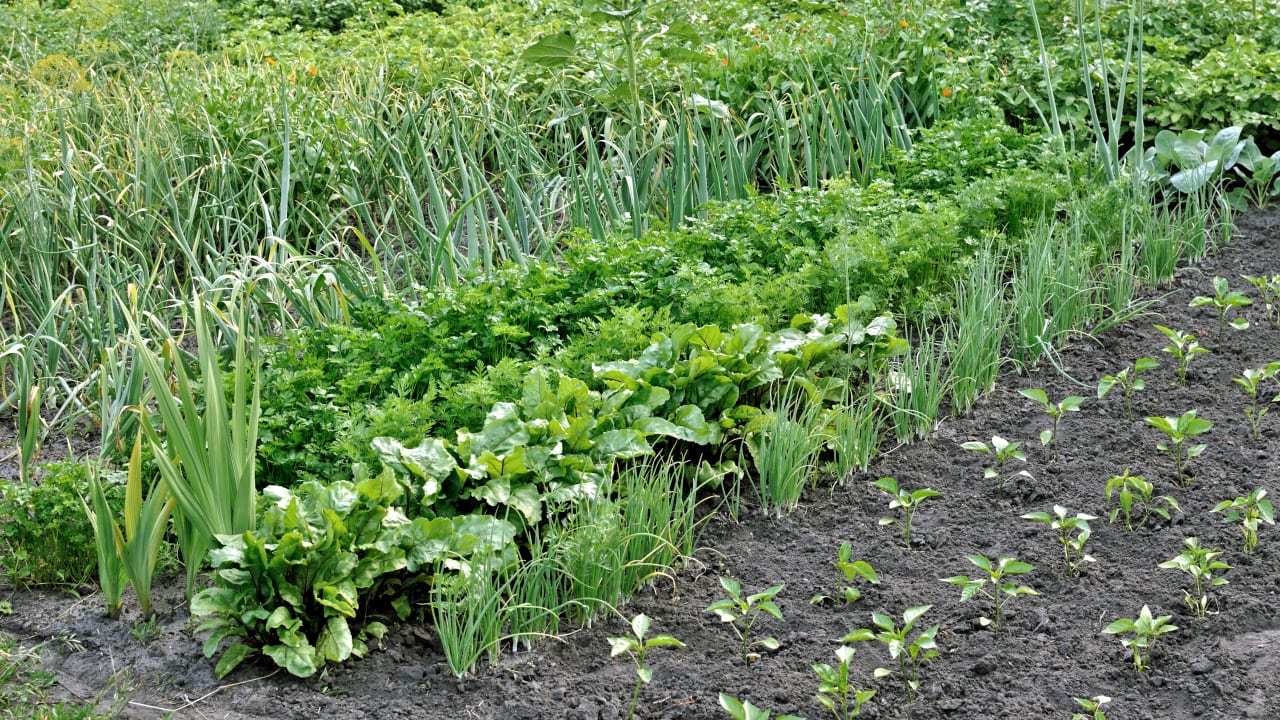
<box><xmin>5</xmin><ymin>211</ymin><xmax>1280</xmax><ymax>720</ymax></box>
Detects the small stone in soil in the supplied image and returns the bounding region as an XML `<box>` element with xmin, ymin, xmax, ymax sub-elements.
<box><xmin>971</xmin><ymin>655</ymin><xmax>997</xmax><ymax>675</ymax></box>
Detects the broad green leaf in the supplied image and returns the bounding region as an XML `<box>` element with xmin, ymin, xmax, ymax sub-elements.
<box><xmin>213</xmin><ymin>642</ymin><xmax>256</xmax><ymax>679</ymax></box>
<box><xmin>594</xmin><ymin>429</ymin><xmax>653</xmax><ymax>460</ymax></box>
<box><xmin>316</xmin><ymin>616</ymin><xmax>354</xmax><ymax>662</ymax></box>
<box><xmin>264</xmin><ymin>641</ymin><xmax>319</xmax><ymax>677</ymax></box>
<box><xmin>521</xmin><ymin>32</ymin><xmax>576</xmax><ymax>67</ymax></box>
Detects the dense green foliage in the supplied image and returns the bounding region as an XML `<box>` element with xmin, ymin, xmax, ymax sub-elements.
<box><xmin>3</xmin><ymin>0</ymin><xmax>1280</xmax><ymax>682</ymax></box>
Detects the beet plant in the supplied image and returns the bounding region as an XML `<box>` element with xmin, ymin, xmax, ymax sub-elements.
<box><xmin>1189</xmin><ymin>276</ymin><xmax>1252</xmax><ymax>345</ymax></box>
<box><xmin>1096</xmin><ymin>358</ymin><xmax>1159</xmax><ymax>421</ymax></box>
<box><xmin>1158</xmin><ymin>537</ymin><xmax>1230</xmax><ymax>618</ymax></box>
<box><xmin>1144</xmin><ymin>410</ymin><xmax>1212</xmax><ymax>484</ymax></box>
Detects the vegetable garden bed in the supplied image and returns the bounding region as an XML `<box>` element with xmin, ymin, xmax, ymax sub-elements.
<box><xmin>5</xmin><ymin>209</ymin><xmax>1279</xmax><ymax>720</ymax></box>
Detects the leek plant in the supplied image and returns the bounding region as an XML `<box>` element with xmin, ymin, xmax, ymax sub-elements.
<box><xmin>128</xmin><ymin>291</ymin><xmax>260</xmax><ymax>598</ymax></box>
<box><xmin>82</xmin><ymin>433</ymin><xmax>174</xmax><ymax>619</ymax></box>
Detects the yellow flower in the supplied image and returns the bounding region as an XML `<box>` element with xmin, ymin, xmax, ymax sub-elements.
<box><xmin>265</xmin><ymin>56</ymin><xmax>277</xmax><ymax>67</ymax></box>
<box><xmin>898</xmin><ymin>19</ymin><xmax>909</xmax><ymax>28</ymax></box>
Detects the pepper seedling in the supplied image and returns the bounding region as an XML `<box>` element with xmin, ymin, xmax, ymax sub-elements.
<box><xmin>1071</xmin><ymin>695</ymin><xmax>1112</xmax><ymax>720</ymax></box>
<box><xmin>873</xmin><ymin>477</ymin><xmax>941</xmax><ymax>550</ymax></box>
<box><xmin>842</xmin><ymin>605</ymin><xmax>939</xmax><ymax>701</ymax></box>
<box><xmin>1158</xmin><ymin>537</ymin><xmax>1230</xmax><ymax>619</ymax></box>
<box><xmin>1189</xmin><ymin>276</ymin><xmax>1252</xmax><ymax>345</ymax></box>
<box><xmin>1104</xmin><ymin>470</ymin><xmax>1180</xmax><ymax>532</ymax></box>
<box><xmin>718</xmin><ymin>693</ymin><xmax>806</xmax><ymax>720</ymax></box>
<box><xmin>1212</xmin><ymin>487</ymin><xmax>1275</xmax><ymax>555</ymax></box>
<box><xmin>1154</xmin><ymin>325</ymin><xmax>1209</xmax><ymax>387</ymax></box>
<box><xmin>706</xmin><ymin>577</ymin><xmax>785</xmax><ymax>665</ymax></box>
<box><xmin>1233</xmin><ymin>366</ymin><xmax>1279</xmax><ymax>439</ymax></box>
<box><xmin>959</xmin><ymin>436</ymin><xmax>1033</xmax><ymax>492</ymax></box>
<box><xmin>607</xmin><ymin>614</ymin><xmax>684</xmax><ymax>720</ymax></box>
<box><xmin>941</xmin><ymin>554</ymin><xmax>1037</xmax><ymax>632</ymax></box>
<box><xmin>1022</xmin><ymin>505</ymin><xmax>1096</xmax><ymax>576</ymax></box>
<box><xmin>1018</xmin><ymin>388</ymin><xmax>1084</xmax><ymax>463</ymax></box>
<box><xmin>1103</xmin><ymin>605</ymin><xmax>1178</xmax><ymax>672</ymax></box>
<box><xmin>1242</xmin><ymin>273</ymin><xmax>1280</xmax><ymax>327</ymax></box>
<box><xmin>812</xmin><ymin>646</ymin><xmax>876</xmax><ymax>720</ymax></box>
<box><xmin>1144</xmin><ymin>410</ymin><xmax>1212</xmax><ymax>485</ymax></box>
<box><xmin>1096</xmin><ymin>358</ymin><xmax>1159</xmax><ymax>421</ymax></box>
<box><xmin>811</xmin><ymin>542</ymin><xmax>879</xmax><ymax>606</ymax></box>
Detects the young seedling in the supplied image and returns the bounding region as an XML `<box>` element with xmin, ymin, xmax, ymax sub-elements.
<box><xmin>1158</xmin><ymin>537</ymin><xmax>1230</xmax><ymax>618</ymax></box>
<box><xmin>812</xmin><ymin>646</ymin><xmax>876</xmax><ymax>720</ymax></box>
<box><xmin>1018</xmin><ymin>388</ymin><xmax>1084</xmax><ymax>463</ymax></box>
<box><xmin>1212</xmin><ymin>487</ymin><xmax>1275</xmax><ymax>555</ymax></box>
<box><xmin>1104</xmin><ymin>470</ymin><xmax>1180</xmax><ymax>532</ymax></box>
<box><xmin>706</xmin><ymin>577</ymin><xmax>785</xmax><ymax>665</ymax></box>
<box><xmin>1242</xmin><ymin>274</ymin><xmax>1280</xmax><ymax>327</ymax></box>
<box><xmin>873</xmin><ymin>477</ymin><xmax>941</xmax><ymax>549</ymax></box>
<box><xmin>1233</xmin><ymin>366</ymin><xmax>1279</xmax><ymax>439</ymax></box>
<box><xmin>1072</xmin><ymin>695</ymin><xmax>1112</xmax><ymax>720</ymax></box>
<box><xmin>1154</xmin><ymin>325</ymin><xmax>1209</xmax><ymax>387</ymax></box>
<box><xmin>1144</xmin><ymin>411</ymin><xmax>1213</xmax><ymax>484</ymax></box>
<box><xmin>941</xmin><ymin>554</ymin><xmax>1038</xmax><ymax>632</ymax></box>
<box><xmin>959</xmin><ymin>436</ymin><xmax>1033</xmax><ymax>492</ymax></box>
<box><xmin>811</xmin><ymin>542</ymin><xmax>879</xmax><ymax>605</ymax></box>
<box><xmin>1096</xmin><ymin>358</ymin><xmax>1159</xmax><ymax>421</ymax></box>
<box><xmin>1022</xmin><ymin>505</ymin><xmax>1096</xmax><ymax>576</ymax></box>
<box><xmin>718</xmin><ymin>693</ymin><xmax>806</xmax><ymax>720</ymax></box>
<box><xmin>842</xmin><ymin>605</ymin><xmax>940</xmax><ymax>700</ymax></box>
<box><xmin>608</xmin><ymin>614</ymin><xmax>684</xmax><ymax>720</ymax></box>
<box><xmin>1189</xmin><ymin>276</ymin><xmax>1252</xmax><ymax>345</ymax></box>
<box><xmin>1102</xmin><ymin>605</ymin><xmax>1178</xmax><ymax>672</ymax></box>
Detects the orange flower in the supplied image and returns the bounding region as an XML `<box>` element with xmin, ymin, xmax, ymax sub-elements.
<box><xmin>307</xmin><ymin>64</ymin><xmax>318</xmax><ymax>76</ymax></box>
<box><xmin>754</xmin><ymin>44</ymin><xmax>761</xmax><ymax>51</ymax></box>
<box><xmin>942</xmin><ymin>87</ymin><xmax>953</xmax><ymax>97</ymax></box>
<box><xmin>721</xmin><ymin>58</ymin><xmax>728</xmax><ymax>66</ymax></box>
<box><xmin>753</xmin><ymin>27</ymin><xmax>760</xmax><ymax>35</ymax></box>
<box><xmin>824</xmin><ymin>36</ymin><xmax>832</xmax><ymax>44</ymax></box>
<box><xmin>898</xmin><ymin>19</ymin><xmax>908</xmax><ymax>28</ymax></box>
<box><xmin>265</xmin><ymin>56</ymin><xmax>276</xmax><ymax>66</ymax></box>
<box><xmin>763</xmin><ymin>34</ymin><xmax>770</xmax><ymax>40</ymax></box>
<box><xmin>288</xmin><ymin>72</ymin><xmax>296</xmax><ymax>84</ymax></box>
<box><xmin>841</xmin><ymin>10</ymin><xmax>848</xmax><ymax>15</ymax></box>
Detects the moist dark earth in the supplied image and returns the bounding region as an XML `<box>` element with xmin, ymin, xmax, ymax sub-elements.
<box><xmin>5</xmin><ymin>211</ymin><xmax>1280</xmax><ymax>720</ymax></box>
